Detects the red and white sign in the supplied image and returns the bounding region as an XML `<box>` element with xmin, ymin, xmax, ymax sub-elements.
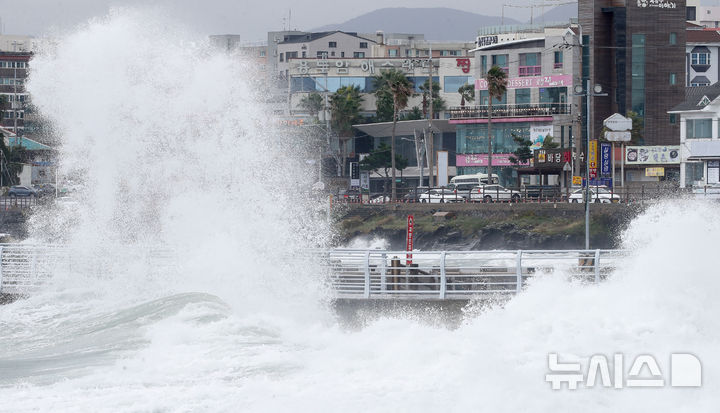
<box><xmin>475</xmin><ymin>74</ymin><xmax>572</xmax><ymax>90</ymax></box>
<box><xmin>406</xmin><ymin>215</ymin><xmax>414</xmax><ymax>265</ymax></box>
<box><xmin>456</xmin><ymin>153</ymin><xmax>529</xmax><ymax>167</ymax></box>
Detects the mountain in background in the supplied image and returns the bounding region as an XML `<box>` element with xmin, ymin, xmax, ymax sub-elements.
<box><xmin>532</xmin><ymin>3</ymin><xmax>578</xmax><ymax>25</ymax></box>
<box><xmin>311</xmin><ymin>8</ymin><xmax>521</xmax><ymax>41</ymax></box>
<box><xmin>311</xmin><ymin>6</ymin><xmax>578</xmax><ymax>41</ymax></box>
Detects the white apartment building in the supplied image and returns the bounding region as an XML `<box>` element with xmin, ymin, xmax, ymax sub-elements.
<box><xmin>668</xmin><ymin>83</ymin><xmax>720</xmax><ymax>187</ymax></box>
<box><xmin>686</xmin><ymin>24</ymin><xmax>720</xmax><ymax>87</ymax></box>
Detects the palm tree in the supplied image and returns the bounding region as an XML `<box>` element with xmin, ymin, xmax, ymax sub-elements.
<box><xmin>330</xmin><ymin>85</ymin><xmax>364</xmax><ymax>176</ymax></box>
<box><xmin>373</xmin><ymin>69</ymin><xmax>414</xmax><ymax>201</ymax></box>
<box><xmin>457</xmin><ymin>83</ymin><xmax>475</xmax><ymax>107</ymax></box>
<box><xmin>419</xmin><ymin>78</ymin><xmax>446</xmax><ymax>118</ymax></box>
<box><xmin>485</xmin><ymin>66</ymin><xmax>508</xmax><ymax>183</ymax></box>
<box><xmin>299</xmin><ymin>92</ymin><xmax>324</xmax><ymax>120</ymax></box>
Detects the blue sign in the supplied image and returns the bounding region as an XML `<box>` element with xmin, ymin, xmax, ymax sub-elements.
<box><xmin>582</xmin><ymin>178</ymin><xmax>613</xmax><ymax>187</ymax></box>
<box><xmin>600</xmin><ymin>143</ymin><xmax>612</xmax><ymax>176</ymax></box>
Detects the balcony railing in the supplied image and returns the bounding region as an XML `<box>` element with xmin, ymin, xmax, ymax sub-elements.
<box><xmin>449</xmin><ymin>103</ymin><xmax>571</xmax><ymax>120</ymax></box>
<box><xmin>519</xmin><ymin>65</ymin><xmax>542</xmax><ymax>77</ymax></box>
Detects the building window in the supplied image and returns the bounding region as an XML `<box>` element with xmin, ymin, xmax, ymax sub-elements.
<box><xmin>491</xmin><ymin>54</ymin><xmax>508</xmax><ymax>74</ymax></box>
<box><xmin>631</xmin><ymin>34</ymin><xmax>646</xmax><ymax>117</ymax></box>
<box><xmin>330</xmin><ymin>51</ymin><xmax>335</xmax><ymax>57</ymax></box>
<box><xmin>279</xmin><ymin>53</ymin><xmax>284</xmax><ymax>62</ymax></box>
<box><xmin>669</xmin><ymin>32</ymin><xmax>677</xmax><ymax>45</ymax></box>
<box><xmin>388</xmin><ymin>49</ymin><xmax>398</xmax><ymax>57</ymax></box>
<box><xmin>317</xmin><ymin>51</ymin><xmax>328</xmax><ymax>58</ymax></box>
<box><xmin>670</xmin><ymin>114</ymin><xmax>677</xmax><ymax>124</ymax></box>
<box><xmin>353</xmin><ymin>52</ymin><xmax>365</xmax><ymax>58</ymax></box>
<box><xmin>444</xmin><ymin>76</ymin><xmax>474</xmax><ymax>93</ymax></box>
<box><xmin>481</xmin><ymin>55</ymin><xmax>487</xmax><ymax>74</ymax></box>
<box><xmin>691</xmin><ymin>52</ymin><xmax>710</xmax><ymax>65</ymax></box>
<box><xmin>515</xmin><ymin>88</ymin><xmax>531</xmax><ymax>105</ymax></box>
<box><xmin>260</xmin><ymin>50</ymin><xmax>266</xmax><ymax>57</ymax></box>
<box><xmin>686</xmin><ymin>162</ymin><xmax>704</xmax><ymax>186</ymax></box>
<box><xmin>554</xmin><ymin>51</ymin><xmax>563</xmax><ymax>69</ymax></box>
<box><xmin>686</xmin><ymin>118</ymin><xmax>713</xmax><ymax>139</ymax></box>
<box><xmin>286</xmin><ymin>51</ymin><xmax>298</xmax><ymax>59</ymax></box>
<box><xmin>329</xmin><ymin>41</ymin><xmax>337</xmax><ymax>48</ymax></box>
<box><xmin>519</xmin><ymin>53</ymin><xmax>541</xmax><ymax>76</ymax></box>
<box><xmin>340</xmin><ymin>52</ymin><xmax>344</xmax><ymax>58</ymax></box>
<box><xmin>688</xmin><ymin>6</ymin><xmax>697</xmax><ymax>20</ymax></box>
<box><xmin>670</xmin><ymin>73</ymin><xmax>677</xmax><ymax>85</ymax></box>
<box><xmin>360</xmin><ymin>42</ymin><xmax>368</xmax><ymax>49</ymax></box>
<box><xmin>302</xmin><ymin>51</ymin><xmax>306</xmax><ymax>58</ymax></box>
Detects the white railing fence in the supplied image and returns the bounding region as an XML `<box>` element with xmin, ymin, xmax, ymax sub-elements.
<box><xmin>323</xmin><ymin>249</ymin><xmax>627</xmax><ymax>300</ymax></box>
<box><xmin>0</xmin><ymin>244</ymin><xmax>627</xmax><ymax>300</ymax></box>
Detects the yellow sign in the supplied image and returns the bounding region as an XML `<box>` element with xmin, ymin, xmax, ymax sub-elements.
<box><xmin>645</xmin><ymin>167</ymin><xmax>665</xmax><ymax>177</ymax></box>
<box><xmin>572</xmin><ymin>175</ymin><xmax>583</xmax><ymax>185</ymax></box>
<box><xmin>588</xmin><ymin>140</ymin><xmax>598</xmax><ymax>169</ymax></box>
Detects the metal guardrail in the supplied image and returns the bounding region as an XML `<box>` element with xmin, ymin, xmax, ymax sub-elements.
<box><xmin>448</xmin><ymin>103</ymin><xmax>571</xmax><ymax>120</ymax></box>
<box><xmin>324</xmin><ymin>249</ymin><xmax>627</xmax><ymax>300</ymax></box>
<box><xmin>0</xmin><ymin>244</ymin><xmax>625</xmax><ymax>301</ymax></box>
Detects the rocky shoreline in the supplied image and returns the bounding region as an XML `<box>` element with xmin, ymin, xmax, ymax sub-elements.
<box><xmin>334</xmin><ymin>202</ymin><xmax>642</xmax><ymax>250</ymax></box>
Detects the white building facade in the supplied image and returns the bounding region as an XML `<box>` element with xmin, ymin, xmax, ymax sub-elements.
<box><xmin>669</xmin><ymin>83</ymin><xmax>720</xmax><ymax>187</ymax></box>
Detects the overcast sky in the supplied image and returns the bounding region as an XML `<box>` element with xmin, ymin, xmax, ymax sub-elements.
<box><xmin>0</xmin><ymin>0</ymin><xmax>545</xmax><ymax>42</ymax></box>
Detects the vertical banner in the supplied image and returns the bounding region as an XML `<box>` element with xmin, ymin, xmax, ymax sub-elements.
<box><xmin>406</xmin><ymin>215</ymin><xmax>414</xmax><ymax>265</ymax></box>
<box><xmin>588</xmin><ymin>139</ymin><xmax>598</xmax><ymax>179</ymax></box>
<box><xmin>436</xmin><ymin>151</ymin><xmax>449</xmax><ymax>187</ymax></box>
<box><xmin>350</xmin><ymin>162</ymin><xmax>360</xmax><ymax>187</ymax></box>
<box><xmin>600</xmin><ymin>142</ymin><xmax>611</xmax><ymax>176</ymax></box>
<box><xmin>359</xmin><ymin>171</ymin><xmax>370</xmax><ymax>190</ymax></box>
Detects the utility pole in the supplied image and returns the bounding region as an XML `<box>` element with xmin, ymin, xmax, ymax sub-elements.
<box><xmin>427</xmin><ymin>45</ymin><xmax>434</xmax><ymax>188</ymax></box>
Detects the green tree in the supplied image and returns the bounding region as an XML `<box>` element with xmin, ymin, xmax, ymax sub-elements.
<box><xmin>542</xmin><ymin>135</ymin><xmax>560</xmax><ymax>149</ymax></box>
<box><xmin>359</xmin><ymin>142</ymin><xmax>408</xmax><ymax>194</ymax></box>
<box><xmin>373</xmin><ymin>69</ymin><xmax>414</xmax><ymax>201</ymax></box>
<box><xmin>457</xmin><ymin>83</ymin><xmax>475</xmax><ymax>107</ymax></box>
<box><xmin>509</xmin><ymin>133</ymin><xmax>533</xmax><ymax>166</ymax></box>
<box><xmin>485</xmin><ymin>65</ymin><xmax>508</xmax><ymax>181</ymax></box>
<box><xmin>0</xmin><ymin>135</ymin><xmax>28</xmax><ymax>186</ymax></box>
<box><xmin>330</xmin><ymin>85</ymin><xmax>363</xmax><ymax>137</ymax></box>
<box><xmin>401</xmin><ymin>106</ymin><xmax>423</xmax><ymax>121</ymax></box>
<box><xmin>419</xmin><ymin>78</ymin><xmax>446</xmax><ymax>117</ymax></box>
<box><xmin>299</xmin><ymin>92</ymin><xmax>324</xmax><ymax>120</ymax></box>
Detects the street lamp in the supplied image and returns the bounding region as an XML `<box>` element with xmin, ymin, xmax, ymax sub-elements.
<box><xmin>574</xmin><ymin>81</ymin><xmax>607</xmax><ymax>250</ymax></box>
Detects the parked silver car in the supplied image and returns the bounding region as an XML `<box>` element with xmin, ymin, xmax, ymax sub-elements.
<box><xmin>469</xmin><ymin>184</ymin><xmax>521</xmax><ymax>203</ymax></box>
<box><xmin>568</xmin><ymin>187</ymin><xmax>620</xmax><ymax>203</ymax></box>
<box><xmin>418</xmin><ymin>189</ymin><xmax>465</xmax><ymax>203</ymax></box>
<box><xmin>7</xmin><ymin>185</ymin><xmax>37</xmax><ymax>197</ymax></box>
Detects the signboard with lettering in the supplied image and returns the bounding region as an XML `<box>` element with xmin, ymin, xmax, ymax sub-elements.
<box><xmin>600</xmin><ymin>143</ymin><xmax>612</xmax><ymax>176</ymax></box>
<box><xmin>636</xmin><ymin>0</ymin><xmax>677</xmax><ymax>10</ymax></box>
<box><xmin>456</xmin><ymin>153</ymin><xmax>529</xmax><ymax>167</ymax></box>
<box><xmin>589</xmin><ymin>140</ymin><xmax>598</xmax><ymax>169</ymax></box>
<box><xmin>477</xmin><ymin>35</ymin><xmax>499</xmax><ymax>47</ymax></box>
<box><xmin>645</xmin><ymin>167</ymin><xmax>665</xmax><ymax>177</ymax></box>
<box><xmin>294</xmin><ymin>57</ymin><xmax>440</xmax><ymax>76</ymax></box>
<box><xmin>406</xmin><ymin>215</ymin><xmax>414</xmax><ymax>265</ymax></box>
<box><xmin>476</xmin><ymin>74</ymin><xmax>572</xmax><ymax>90</ymax></box>
<box><xmin>625</xmin><ymin>146</ymin><xmax>680</xmax><ymax>164</ymax></box>
<box><xmin>533</xmin><ymin>149</ymin><xmax>573</xmax><ymax>170</ymax></box>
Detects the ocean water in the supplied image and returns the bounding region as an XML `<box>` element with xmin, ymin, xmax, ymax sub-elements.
<box><xmin>1</xmin><ymin>9</ymin><xmax>717</xmax><ymax>412</ymax></box>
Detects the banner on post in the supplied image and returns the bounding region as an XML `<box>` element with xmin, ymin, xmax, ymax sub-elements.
<box><xmin>406</xmin><ymin>215</ymin><xmax>414</xmax><ymax>265</ymax></box>
<box><xmin>600</xmin><ymin>143</ymin><xmax>611</xmax><ymax>176</ymax></box>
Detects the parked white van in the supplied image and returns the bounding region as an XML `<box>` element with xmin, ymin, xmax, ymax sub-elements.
<box><xmin>448</xmin><ymin>173</ymin><xmax>499</xmax><ymax>197</ymax></box>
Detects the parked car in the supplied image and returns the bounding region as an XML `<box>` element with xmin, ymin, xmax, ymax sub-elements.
<box><xmin>33</xmin><ymin>183</ymin><xmax>56</xmax><ymax>197</ymax></box>
<box><xmin>402</xmin><ymin>187</ymin><xmax>429</xmax><ymax>203</ymax></box>
<box><xmin>7</xmin><ymin>185</ymin><xmax>37</xmax><ymax>197</ymax></box>
<box><xmin>568</xmin><ymin>187</ymin><xmax>620</xmax><ymax>203</ymax></box>
<box><xmin>418</xmin><ymin>189</ymin><xmax>464</xmax><ymax>203</ymax></box>
<box><xmin>369</xmin><ymin>195</ymin><xmax>391</xmax><ymax>204</ymax></box>
<box><xmin>469</xmin><ymin>184</ymin><xmax>521</xmax><ymax>203</ymax></box>
<box><xmin>338</xmin><ymin>188</ymin><xmax>361</xmax><ymax>202</ymax></box>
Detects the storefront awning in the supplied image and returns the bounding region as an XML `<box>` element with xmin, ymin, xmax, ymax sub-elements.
<box><xmin>689</xmin><ymin>141</ymin><xmax>720</xmax><ymax>160</ymax></box>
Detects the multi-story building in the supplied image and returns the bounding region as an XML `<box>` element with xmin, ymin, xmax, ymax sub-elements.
<box><xmin>685</xmin><ymin>23</ymin><xmax>720</xmax><ymax>87</ymax></box>
<box><xmin>580</xmin><ymin>0</ymin><xmax>686</xmax><ymax>146</ymax></box>
<box><xmin>0</xmin><ymin>51</ymin><xmax>31</xmax><ymax>135</ymax></box>
<box><xmin>448</xmin><ymin>23</ymin><xmax>579</xmax><ymax>186</ymax></box>
<box><xmin>669</xmin><ymin>83</ymin><xmax>720</xmax><ymax>187</ymax></box>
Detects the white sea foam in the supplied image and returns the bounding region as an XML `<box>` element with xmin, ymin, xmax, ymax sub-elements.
<box><xmin>0</xmin><ymin>9</ymin><xmax>717</xmax><ymax>412</ymax></box>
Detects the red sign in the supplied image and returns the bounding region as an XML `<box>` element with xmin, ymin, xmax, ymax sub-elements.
<box><xmin>456</xmin><ymin>58</ymin><xmax>471</xmax><ymax>74</ymax></box>
<box><xmin>590</xmin><ymin>168</ymin><xmax>598</xmax><ymax>179</ymax></box>
<box><xmin>406</xmin><ymin>215</ymin><xmax>414</xmax><ymax>265</ymax></box>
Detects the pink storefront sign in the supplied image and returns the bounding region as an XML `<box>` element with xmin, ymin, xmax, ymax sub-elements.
<box><xmin>475</xmin><ymin>74</ymin><xmax>572</xmax><ymax>90</ymax></box>
<box><xmin>456</xmin><ymin>154</ymin><xmax>529</xmax><ymax>167</ymax></box>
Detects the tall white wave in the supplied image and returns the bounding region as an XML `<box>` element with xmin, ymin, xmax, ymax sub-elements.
<box><xmin>0</xmin><ymin>9</ymin><xmax>716</xmax><ymax>412</ymax></box>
